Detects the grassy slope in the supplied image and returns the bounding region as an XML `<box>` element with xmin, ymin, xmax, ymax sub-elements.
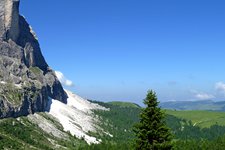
<box><xmin>0</xmin><ymin>114</ymin><xmax>87</xmax><ymax>150</ymax></box>
<box><xmin>107</xmin><ymin>101</ymin><xmax>225</xmax><ymax>128</ymax></box>
<box><xmin>92</xmin><ymin>101</ymin><xmax>225</xmax><ymax>149</ymax></box>
<box><xmin>160</xmin><ymin>100</ymin><xmax>225</xmax><ymax>111</ymax></box>
<box><xmin>107</xmin><ymin>101</ymin><xmax>141</xmax><ymax>108</ymax></box>
<box><xmin>1</xmin><ymin>100</ymin><xmax>225</xmax><ymax>149</ymax></box>
<box><xmin>104</xmin><ymin>101</ymin><xmax>225</xmax><ymax>128</ymax></box>
<box><xmin>166</xmin><ymin>109</ymin><xmax>225</xmax><ymax>128</ymax></box>
<box><xmin>0</xmin><ymin>101</ymin><xmax>141</xmax><ymax>150</ymax></box>
<box><xmin>84</xmin><ymin>101</ymin><xmax>142</xmax><ymax>149</ymax></box>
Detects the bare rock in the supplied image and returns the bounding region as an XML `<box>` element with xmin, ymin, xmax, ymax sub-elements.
<box><xmin>0</xmin><ymin>0</ymin><xmax>68</xmax><ymax>118</ymax></box>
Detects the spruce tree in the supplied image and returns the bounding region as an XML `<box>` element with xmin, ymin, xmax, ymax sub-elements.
<box><xmin>133</xmin><ymin>90</ymin><xmax>173</xmax><ymax>150</ymax></box>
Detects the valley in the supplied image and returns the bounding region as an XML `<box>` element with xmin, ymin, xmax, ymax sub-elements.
<box><xmin>160</xmin><ymin>100</ymin><xmax>225</xmax><ymax>111</ymax></box>
<box><xmin>1</xmin><ymin>97</ymin><xmax>225</xmax><ymax>149</ymax></box>
<box><xmin>0</xmin><ymin>0</ymin><xmax>224</xmax><ymax>149</ymax></box>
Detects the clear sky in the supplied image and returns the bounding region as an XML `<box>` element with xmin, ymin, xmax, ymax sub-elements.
<box><xmin>20</xmin><ymin>0</ymin><xmax>225</xmax><ymax>105</ymax></box>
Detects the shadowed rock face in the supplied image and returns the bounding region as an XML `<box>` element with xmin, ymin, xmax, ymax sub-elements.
<box><xmin>0</xmin><ymin>0</ymin><xmax>68</xmax><ymax>118</ymax></box>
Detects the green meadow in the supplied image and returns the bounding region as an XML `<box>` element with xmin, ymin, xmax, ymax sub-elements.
<box><xmin>166</xmin><ymin>110</ymin><xmax>225</xmax><ymax>128</ymax></box>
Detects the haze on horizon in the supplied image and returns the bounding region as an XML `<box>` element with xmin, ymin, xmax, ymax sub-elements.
<box><xmin>20</xmin><ymin>0</ymin><xmax>225</xmax><ymax>105</ymax></box>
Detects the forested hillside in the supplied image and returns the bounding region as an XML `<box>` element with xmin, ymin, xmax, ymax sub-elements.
<box><xmin>85</xmin><ymin>101</ymin><xmax>225</xmax><ymax>150</ymax></box>
<box><xmin>1</xmin><ymin>101</ymin><xmax>225</xmax><ymax>149</ymax></box>
<box><xmin>160</xmin><ymin>100</ymin><xmax>225</xmax><ymax>111</ymax></box>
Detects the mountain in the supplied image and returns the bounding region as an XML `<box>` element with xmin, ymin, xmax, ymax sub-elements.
<box><xmin>166</xmin><ymin>109</ymin><xmax>225</xmax><ymax>128</ymax></box>
<box><xmin>0</xmin><ymin>0</ymin><xmax>67</xmax><ymax>118</ymax></box>
<box><xmin>0</xmin><ymin>91</ymin><xmax>109</xmax><ymax>149</ymax></box>
<box><xmin>0</xmin><ymin>1</ymin><xmax>113</xmax><ymax>147</ymax></box>
<box><xmin>1</xmin><ymin>98</ymin><xmax>225</xmax><ymax>149</ymax></box>
<box><xmin>107</xmin><ymin>101</ymin><xmax>141</xmax><ymax>108</ymax></box>
<box><xmin>160</xmin><ymin>100</ymin><xmax>225</xmax><ymax>111</ymax></box>
<box><xmin>0</xmin><ymin>99</ymin><xmax>141</xmax><ymax>149</ymax></box>
<box><xmin>2</xmin><ymin>1</ymin><xmax>225</xmax><ymax>149</ymax></box>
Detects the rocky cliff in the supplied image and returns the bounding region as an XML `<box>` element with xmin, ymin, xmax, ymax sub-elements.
<box><xmin>0</xmin><ymin>0</ymin><xmax>67</xmax><ymax>118</ymax></box>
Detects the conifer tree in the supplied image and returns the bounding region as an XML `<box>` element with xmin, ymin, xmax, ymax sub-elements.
<box><xmin>133</xmin><ymin>90</ymin><xmax>173</xmax><ymax>150</ymax></box>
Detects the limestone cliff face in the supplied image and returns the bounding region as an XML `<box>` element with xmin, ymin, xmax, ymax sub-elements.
<box><xmin>0</xmin><ymin>0</ymin><xmax>19</xmax><ymax>42</ymax></box>
<box><xmin>0</xmin><ymin>0</ymin><xmax>68</xmax><ymax>118</ymax></box>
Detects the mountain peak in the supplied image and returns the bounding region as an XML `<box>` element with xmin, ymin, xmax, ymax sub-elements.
<box><xmin>0</xmin><ymin>0</ymin><xmax>68</xmax><ymax>118</ymax></box>
<box><xmin>0</xmin><ymin>0</ymin><xmax>20</xmax><ymax>42</ymax></box>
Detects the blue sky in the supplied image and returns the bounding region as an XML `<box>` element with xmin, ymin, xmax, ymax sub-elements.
<box><xmin>20</xmin><ymin>0</ymin><xmax>225</xmax><ymax>104</ymax></box>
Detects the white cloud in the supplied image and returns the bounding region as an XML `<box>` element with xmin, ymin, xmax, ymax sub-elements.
<box><xmin>190</xmin><ymin>90</ymin><xmax>215</xmax><ymax>100</ymax></box>
<box><xmin>55</xmin><ymin>71</ymin><xmax>74</xmax><ymax>87</ymax></box>
<box><xmin>194</xmin><ymin>93</ymin><xmax>215</xmax><ymax>100</ymax></box>
<box><xmin>215</xmin><ymin>82</ymin><xmax>225</xmax><ymax>93</ymax></box>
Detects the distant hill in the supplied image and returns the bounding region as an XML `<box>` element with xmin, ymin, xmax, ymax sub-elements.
<box><xmin>166</xmin><ymin>110</ymin><xmax>225</xmax><ymax>128</ymax></box>
<box><xmin>160</xmin><ymin>100</ymin><xmax>225</xmax><ymax>111</ymax></box>
<box><xmin>1</xmin><ymin>98</ymin><xmax>225</xmax><ymax>149</ymax></box>
<box><xmin>107</xmin><ymin>101</ymin><xmax>141</xmax><ymax>108</ymax></box>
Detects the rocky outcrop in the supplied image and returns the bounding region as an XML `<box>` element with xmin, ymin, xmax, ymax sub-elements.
<box><xmin>0</xmin><ymin>0</ymin><xmax>68</xmax><ymax>118</ymax></box>
<box><xmin>0</xmin><ymin>0</ymin><xmax>20</xmax><ymax>42</ymax></box>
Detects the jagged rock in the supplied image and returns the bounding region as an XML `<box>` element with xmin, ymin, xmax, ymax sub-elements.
<box><xmin>0</xmin><ymin>0</ymin><xmax>68</xmax><ymax>118</ymax></box>
<box><xmin>0</xmin><ymin>0</ymin><xmax>20</xmax><ymax>42</ymax></box>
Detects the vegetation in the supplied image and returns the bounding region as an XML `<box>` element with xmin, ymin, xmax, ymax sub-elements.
<box><xmin>107</xmin><ymin>101</ymin><xmax>141</xmax><ymax>108</ymax></box>
<box><xmin>166</xmin><ymin>115</ymin><xmax>225</xmax><ymax>149</ymax></box>
<box><xmin>87</xmin><ymin>99</ymin><xmax>225</xmax><ymax>150</ymax></box>
<box><xmin>160</xmin><ymin>100</ymin><xmax>225</xmax><ymax>111</ymax></box>
<box><xmin>133</xmin><ymin>90</ymin><xmax>173</xmax><ymax>150</ymax></box>
<box><xmin>166</xmin><ymin>110</ymin><xmax>225</xmax><ymax>128</ymax></box>
<box><xmin>0</xmin><ymin>97</ymin><xmax>225</xmax><ymax>149</ymax></box>
<box><xmin>29</xmin><ymin>67</ymin><xmax>42</xmax><ymax>76</ymax></box>
<box><xmin>85</xmin><ymin>100</ymin><xmax>141</xmax><ymax>149</ymax></box>
<box><xmin>174</xmin><ymin>135</ymin><xmax>225</xmax><ymax>150</ymax></box>
<box><xmin>0</xmin><ymin>115</ymin><xmax>87</xmax><ymax>150</ymax></box>
<box><xmin>0</xmin><ymin>82</ymin><xmax>23</xmax><ymax>106</ymax></box>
